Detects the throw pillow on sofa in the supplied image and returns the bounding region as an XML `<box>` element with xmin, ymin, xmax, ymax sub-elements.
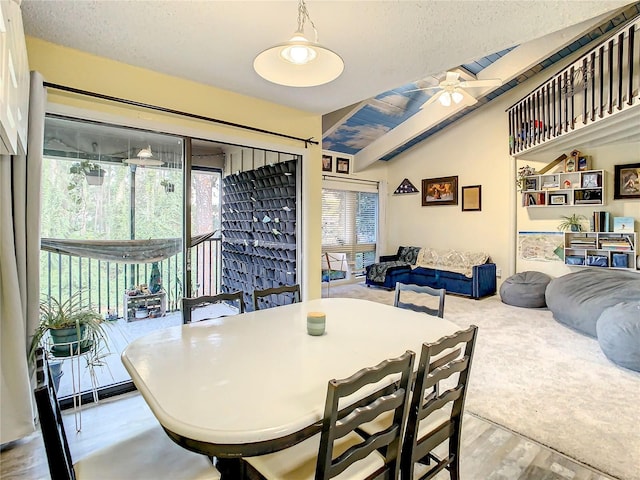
<box><xmin>398</xmin><ymin>246</ymin><xmax>420</xmax><ymax>265</ymax></box>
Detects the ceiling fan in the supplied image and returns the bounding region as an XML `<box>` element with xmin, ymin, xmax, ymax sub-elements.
<box><xmin>410</xmin><ymin>71</ymin><xmax>502</xmax><ymax>107</ymax></box>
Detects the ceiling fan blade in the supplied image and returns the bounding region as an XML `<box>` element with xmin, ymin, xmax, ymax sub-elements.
<box><xmin>459</xmin><ymin>79</ymin><xmax>502</xmax><ymax>88</ymax></box>
<box><xmin>445</xmin><ymin>71</ymin><xmax>459</xmax><ymax>83</ymax></box>
<box><xmin>458</xmin><ymin>89</ymin><xmax>478</xmax><ymax>105</ymax></box>
<box><xmin>404</xmin><ymin>86</ymin><xmax>441</xmax><ymax>94</ymax></box>
<box><xmin>421</xmin><ymin>91</ymin><xmax>444</xmax><ymax>107</ymax></box>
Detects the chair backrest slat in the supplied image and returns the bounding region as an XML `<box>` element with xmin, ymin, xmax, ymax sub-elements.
<box><xmin>181</xmin><ymin>291</ymin><xmax>245</xmax><ymax>324</ymax></box>
<box><xmin>394</xmin><ymin>282</ymin><xmax>446</xmax><ymax>318</ymax></box>
<box><xmin>316</xmin><ymin>350</ymin><xmax>415</xmax><ymax>480</ymax></box>
<box><xmin>252</xmin><ymin>284</ymin><xmax>300</xmax><ymax>311</ymax></box>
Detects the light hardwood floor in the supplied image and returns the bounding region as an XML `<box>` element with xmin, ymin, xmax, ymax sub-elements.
<box><xmin>1</xmin><ymin>392</ymin><xmax>616</xmax><ymax>480</ymax></box>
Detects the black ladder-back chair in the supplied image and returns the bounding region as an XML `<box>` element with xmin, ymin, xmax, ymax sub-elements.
<box><xmin>252</xmin><ymin>284</ymin><xmax>300</xmax><ymax>311</ymax></box>
<box><xmin>401</xmin><ymin>325</ymin><xmax>478</xmax><ymax>480</ymax></box>
<box><xmin>33</xmin><ymin>348</ymin><xmax>220</xmax><ymax>480</ymax></box>
<box><xmin>394</xmin><ymin>282</ymin><xmax>446</xmax><ymax>318</ymax></box>
<box><xmin>244</xmin><ymin>350</ymin><xmax>416</xmax><ymax>480</ymax></box>
<box><xmin>181</xmin><ymin>291</ymin><xmax>246</xmax><ymax>324</ymax></box>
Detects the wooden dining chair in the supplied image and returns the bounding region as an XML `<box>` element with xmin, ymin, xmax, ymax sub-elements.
<box><xmin>244</xmin><ymin>350</ymin><xmax>416</xmax><ymax>480</ymax></box>
<box><xmin>401</xmin><ymin>325</ymin><xmax>478</xmax><ymax>480</ymax></box>
<box><xmin>252</xmin><ymin>284</ymin><xmax>300</xmax><ymax>311</ymax></box>
<box><xmin>394</xmin><ymin>282</ymin><xmax>446</xmax><ymax>318</ymax></box>
<box><xmin>33</xmin><ymin>348</ymin><xmax>221</xmax><ymax>480</ymax></box>
<box><xmin>181</xmin><ymin>291</ymin><xmax>245</xmax><ymax>324</ymax></box>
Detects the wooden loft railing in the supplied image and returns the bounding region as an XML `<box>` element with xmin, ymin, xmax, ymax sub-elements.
<box><xmin>508</xmin><ymin>17</ymin><xmax>639</xmax><ymax>156</ymax></box>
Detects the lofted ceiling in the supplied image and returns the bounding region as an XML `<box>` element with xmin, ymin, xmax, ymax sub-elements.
<box><xmin>20</xmin><ymin>0</ymin><xmax>637</xmax><ymax>167</ymax></box>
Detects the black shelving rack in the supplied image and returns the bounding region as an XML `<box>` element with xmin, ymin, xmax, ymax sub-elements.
<box><xmin>221</xmin><ymin>159</ymin><xmax>298</xmax><ymax>310</ymax></box>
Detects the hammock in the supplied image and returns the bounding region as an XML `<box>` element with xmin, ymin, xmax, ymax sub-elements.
<box><xmin>41</xmin><ymin>232</ymin><xmax>217</xmax><ymax>264</ymax></box>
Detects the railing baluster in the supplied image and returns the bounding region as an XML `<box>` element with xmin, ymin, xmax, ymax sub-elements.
<box><xmin>551</xmin><ymin>77</ymin><xmax>556</xmax><ymax>137</ymax></box>
<box><xmin>545</xmin><ymin>84</ymin><xmax>551</xmax><ymax>139</ymax></box>
<box><xmin>557</xmin><ymin>75</ymin><xmax>563</xmax><ymax>134</ymax></box>
<box><xmin>590</xmin><ymin>51</ymin><xmax>596</xmax><ymax>122</ymax></box>
<box><xmin>627</xmin><ymin>25</ymin><xmax>634</xmax><ymax>106</ymax></box>
<box><xmin>582</xmin><ymin>58</ymin><xmax>588</xmax><ymax>124</ymax></box>
<box><xmin>617</xmin><ymin>32</ymin><xmax>624</xmax><ymax>110</ymax></box>
<box><xmin>608</xmin><ymin>39</ymin><xmax>614</xmax><ymax>114</ymax></box>
<box><xmin>599</xmin><ymin>45</ymin><xmax>604</xmax><ymax>118</ymax></box>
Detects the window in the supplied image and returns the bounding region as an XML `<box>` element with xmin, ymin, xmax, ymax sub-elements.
<box><xmin>321</xmin><ymin>186</ymin><xmax>378</xmax><ymax>275</ymax></box>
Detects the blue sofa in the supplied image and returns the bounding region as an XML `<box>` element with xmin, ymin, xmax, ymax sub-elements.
<box><xmin>365</xmin><ymin>246</ymin><xmax>497</xmax><ymax>299</ymax></box>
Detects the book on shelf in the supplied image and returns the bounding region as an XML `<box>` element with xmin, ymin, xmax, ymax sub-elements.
<box><xmin>613</xmin><ymin>217</ymin><xmax>634</xmax><ymax>233</ymax></box>
<box><xmin>592</xmin><ymin>211</ymin><xmax>611</xmax><ymax>232</ymax></box>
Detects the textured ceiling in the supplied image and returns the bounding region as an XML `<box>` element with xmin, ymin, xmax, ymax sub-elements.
<box><xmin>21</xmin><ymin>0</ymin><xmax>633</xmax><ymax>116</ymax></box>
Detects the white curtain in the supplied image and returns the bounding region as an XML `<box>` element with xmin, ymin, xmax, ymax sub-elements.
<box><xmin>0</xmin><ymin>71</ymin><xmax>46</xmax><ymax>444</ymax></box>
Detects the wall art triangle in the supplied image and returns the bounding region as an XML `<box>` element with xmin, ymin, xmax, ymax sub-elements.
<box><xmin>394</xmin><ymin>178</ymin><xmax>419</xmax><ymax>195</ymax></box>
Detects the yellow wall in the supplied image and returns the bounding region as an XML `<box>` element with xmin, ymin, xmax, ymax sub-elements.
<box><xmin>26</xmin><ymin>37</ymin><xmax>324</xmax><ymax>298</ymax></box>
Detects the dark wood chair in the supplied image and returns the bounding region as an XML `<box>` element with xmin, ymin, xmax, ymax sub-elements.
<box><xmin>394</xmin><ymin>282</ymin><xmax>446</xmax><ymax>318</ymax></box>
<box><xmin>181</xmin><ymin>291</ymin><xmax>245</xmax><ymax>324</ymax></box>
<box><xmin>401</xmin><ymin>325</ymin><xmax>478</xmax><ymax>480</ymax></box>
<box><xmin>252</xmin><ymin>284</ymin><xmax>300</xmax><ymax>311</ymax></box>
<box><xmin>244</xmin><ymin>350</ymin><xmax>416</xmax><ymax>480</ymax></box>
<box><xmin>33</xmin><ymin>348</ymin><xmax>220</xmax><ymax>480</ymax></box>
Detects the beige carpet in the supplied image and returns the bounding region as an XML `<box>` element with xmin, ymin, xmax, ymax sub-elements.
<box><xmin>325</xmin><ymin>282</ymin><xmax>640</xmax><ymax>480</ymax></box>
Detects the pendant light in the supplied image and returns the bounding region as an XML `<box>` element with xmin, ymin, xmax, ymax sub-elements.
<box><xmin>124</xmin><ymin>145</ymin><xmax>164</xmax><ymax>166</ymax></box>
<box><xmin>253</xmin><ymin>0</ymin><xmax>344</xmax><ymax>87</ymax></box>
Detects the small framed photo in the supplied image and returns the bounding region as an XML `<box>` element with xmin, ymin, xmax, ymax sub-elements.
<box><xmin>549</xmin><ymin>193</ymin><xmax>568</xmax><ymax>205</ymax></box>
<box><xmin>336</xmin><ymin>157</ymin><xmax>350</xmax><ymax>174</ymax></box>
<box><xmin>422</xmin><ymin>176</ymin><xmax>458</xmax><ymax>206</ymax></box>
<box><xmin>322</xmin><ymin>154</ymin><xmax>333</xmax><ymax>172</ymax></box>
<box><xmin>614</xmin><ymin>163</ymin><xmax>640</xmax><ymax>199</ymax></box>
<box><xmin>564</xmin><ymin>156</ymin><xmax>576</xmax><ymax>172</ymax></box>
<box><xmin>577</xmin><ymin>156</ymin><xmax>591</xmax><ymax>171</ymax></box>
<box><xmin>524</xmin><ymin>178</ymin><xmax>538</xmax><ymax>191</ymax></box>
<box><xmin>461</xmin><ymin>185</ymin><xmax>481</xmax><ymax>211</ymax></box>
<box><xmin>581</xmin><ymin>172</ymin><xmax>601</xmax><ymax>188</ymax></box>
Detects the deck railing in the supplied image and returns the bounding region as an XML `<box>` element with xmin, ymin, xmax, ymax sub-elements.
<box><xmin>508</xmin><ymin>17</ymin><xmax>639</xmax><ymax>155</ymax></box>
<box><xmin>40</xmin><ymin>238</ymin><xmax>222</xmax><ymax>317</ymax></box>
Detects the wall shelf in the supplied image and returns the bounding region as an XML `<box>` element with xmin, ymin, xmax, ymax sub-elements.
<box><xmin>522</xmin><ymin>170</ymin><xmax>605</xmax><ymax>207</ymax></box>
<box><xmin>564</xmin><ymin>231</ymin><xmax>637</xmax><ymax>271</ymax></box>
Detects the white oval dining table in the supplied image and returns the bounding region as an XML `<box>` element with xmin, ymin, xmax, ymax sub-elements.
<box><xmin>121</xmin><ymin>297</ymin><xmax>463</xmax><ymax>474</ymax></box>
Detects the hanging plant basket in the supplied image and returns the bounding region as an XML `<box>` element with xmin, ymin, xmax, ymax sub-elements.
<box><xmin>85</xmin><ymin>168</ymin><xmax>106</xmax><ymax>186</ymax></box>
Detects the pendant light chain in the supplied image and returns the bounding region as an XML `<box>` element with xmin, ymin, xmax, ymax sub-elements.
<box><xmin>297</xmin><ymin>0</ymin><xmax>319</xmax><ymax>42</ymax></box>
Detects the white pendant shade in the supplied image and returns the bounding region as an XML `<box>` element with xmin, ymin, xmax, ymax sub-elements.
<box><xmin>124</xmin><ymin>145</ymin><xmax>164</xmax><ymax>166</ymax></box>
<box><xmin>254</xmin><ymin>36</ymin><xmax>344</xmax><ymax>87</ymax></box>
<box><xmin>253</xmin><ymin>0</ymin><xmax>344</xmax><ymax>87</ymax></box>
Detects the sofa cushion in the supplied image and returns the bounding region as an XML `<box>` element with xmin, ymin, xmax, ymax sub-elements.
<box><xmin>596</xmin><ymin>301</ymin><xmax>640</xmax><ymax>372</ymax></box>
<box><xmin>545</xmin><ymin>269</ymin><xmax>640</xmax><ymax>337</ymax></box>
<box><xmin>415</xmin><ymin>248</ymin><xmax>489</xmax><ymax>278</ymax></box>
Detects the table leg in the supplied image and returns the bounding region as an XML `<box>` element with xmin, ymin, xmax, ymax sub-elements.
<box><xmin>215</xmin><ymin>458</ymin><xmax>244</xmax><ymax>479</ymax></box>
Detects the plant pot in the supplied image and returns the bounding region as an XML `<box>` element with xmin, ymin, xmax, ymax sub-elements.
<box><xmin>85</xmin><ymin>169</ymin><xmax>105</xmax><ymax>186</ymax></box>
<box><xmin>570</xmin><ymin>224</ymin><xmax>581</xmax><ymax>232</ymax></box>
<box><xmin>49</xmin><ymin>325</ymin><xmax>92</xmax><ymax>357</ymax></box>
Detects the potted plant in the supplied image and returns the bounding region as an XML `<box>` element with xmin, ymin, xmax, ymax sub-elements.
<box><xmin>29</xmin><ymin>291</ymin><xmax>109</xmax><ymax>366</ymax></box>
<box><xmin>160</xmin><ymin>179</ymin><xmax>175</xmax><ymax>193</ymax></box>
<box><xmin>69</xmin><ymin>160</ymin><xmax>106</xmax><ymax>186</ymax></box>
<box><xmin>558</xmin><ymin>213</ymin><xmax>587</xmax><ymax>232</ymax></box>
<box><xmin>516</xmin><ymin>165</ymin><xmax>536</xmax><ymax>192</ymax></box>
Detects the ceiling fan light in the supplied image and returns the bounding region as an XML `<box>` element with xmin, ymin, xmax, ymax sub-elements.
<box><xmin>439</xmin><ymin>92</ymin><xmax>452</xmax><ymax>107</ymax></box>
<box><xmin>451</xmin><ymin>91</ymin><xmax>464</xmax><ymax>104</ymax></box>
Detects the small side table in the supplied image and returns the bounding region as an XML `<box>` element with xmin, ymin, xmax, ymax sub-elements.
<box><xmin>123</xmin><ymin>291</ymin><xmax>167</xmax><ymax>322</ymax></box>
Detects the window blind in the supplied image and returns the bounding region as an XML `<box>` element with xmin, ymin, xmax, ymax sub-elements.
<box><xmin>321</xmin><ymin>187</ymin><xmax>378</xmax><ymax>275</ymax></box>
